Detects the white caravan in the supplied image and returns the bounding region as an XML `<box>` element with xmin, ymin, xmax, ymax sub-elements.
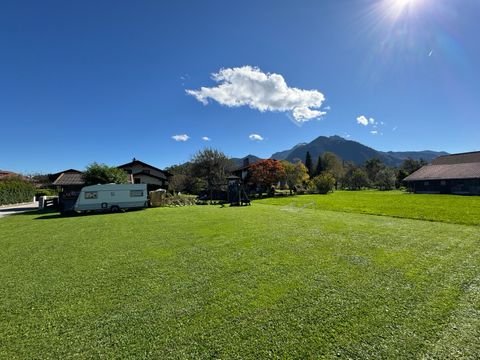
<box><xmin>74</xmin><ymin>184</ymin><xmax>148</xmax><ymax>213</ymax></box>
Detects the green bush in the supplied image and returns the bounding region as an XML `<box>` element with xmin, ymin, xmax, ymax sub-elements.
<box><xmin>305</xmin><ymin>180</ymin><xmax>318</xmax><ymax>194</ymax></box>
<box><xmin>0</xmin><ymin>176</ymin><xmax>36</xmax><ymax>206</ymax></box>
<box><xmin>312</xmin><ymin>172</ymin><xmax>336</xmax><ymax>194</ymax></box>
<box><xmin>83</xmin><ymin>162</ymin><xmax>128</xmax><ymax>185</ymax></box>
<box><xmin>150</xmin><ymin>192</ymin><xmax>197</xmax><ymax>207</ymax></box>
<box><xmin>35</xmin><ymin>188</ymin><xmax>58</xmax><ymax>198</ymax></box>
<box><xmin>375</xmin><ymin>168</ymin><xmax>397</xmax><ymax>191</ymax></box>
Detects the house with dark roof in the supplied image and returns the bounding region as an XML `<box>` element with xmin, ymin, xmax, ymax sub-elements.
<box><xmin>231</xmin><ymin>158</ymin><xmax>259</xmax><ymax>182</ymax></box>
<box><xmin>117</xmin><ymin>158</ymin><xmax>172</xmax><ymax>191</ymax></box>
<box><xmin>52</xmin><ymin>169</ymin><xmax>85</xmax><ymax>212</ymax></box>
<box><xmin>403</xmin><ymin>151</ymin><xmax>480</xmax><ymax>195</ymax></box>
<box><xmin>51</xmin><ymin>169</ymin><xmax>84</xmax><ymax>187</ymax></box>
<box><xmin>52</xmin><ymin>160</ymin><xmax>172</xmax><ymax>211</ymax></box>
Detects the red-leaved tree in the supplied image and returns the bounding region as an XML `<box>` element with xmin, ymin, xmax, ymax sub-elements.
<box><xmin>249</xmin><ymin>159</ymin><xmax>286</xmax><ymax>193</ymax></box>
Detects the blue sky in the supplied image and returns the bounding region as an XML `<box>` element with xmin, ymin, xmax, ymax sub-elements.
<box><xmin>1</xmin><ymin>0</ymin><xmax>479</xmax><ymax>174</ymax></box>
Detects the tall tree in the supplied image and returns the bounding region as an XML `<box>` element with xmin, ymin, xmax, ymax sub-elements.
<box><xmin>321</xmin><ymin>152</ymin><xmax>344</xmax><ymax>188</ymax></box>
<box><xmin>314</xmin><ymin>155</ymin><xmax>324</xmax><ymax>177</ymax></box>
<box><xmin>83</xmin><ymin>162</ymin><xmax>128</xmax><ymax>185</ymax></box>
<box><xmin>190</xmin><ymin>148</ymin><xmax>233</xmax><ymax>202</ymax></box>
<box><xmin>166</xmin><ymin>162</ymin><xmax>204</xmax><ymax>194</ymax></box>
<box><xmin>365</xmin><ymin>158</ymin><xmax>384</xmax><ymax>184</ymax></box>
<box><xmin>305</xmin><ymin>151</ymin><xmax>313</xmax><ymax>177</ymax></box>
<box><xmin>282</xmin><ymin>160</ymin><xmax>309</xmax><ymax>194</ymax></box>
<box><xmin>342</xmin><ymin>164</ymin><xmax>369</xmax><ymax>190</ymax></box>
<box><xmin>397</xmin><ymin>158</ymin><xmax>428</xmax><ymax>186</ymax></box>
<box><xmin>375</xmin><ymin>168</ymin><xmax>397</xmax><ymax>191</ymax></box>
<box><xmin>401</xmin><ymin>158</ymin><xmax>427</xmax><ymax>175</ymax></box>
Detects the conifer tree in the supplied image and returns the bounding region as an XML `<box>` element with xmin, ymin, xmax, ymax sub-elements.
<box><xmin>314</xmin><ymin>155</ymin><xmax>323</xmax><ymax>176</ymax></box>
<box><xmin>305</xmin><ymin>151</ymin><xmax>313</xmax><ymax>177</ymax></box>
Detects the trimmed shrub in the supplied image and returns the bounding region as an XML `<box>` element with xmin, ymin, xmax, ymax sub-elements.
<box><xmin>0</xmin><ymin>176</ymin><xmax>36</xmax><ymax>206</ymax></box>
<box><xmin>312</xmin><ymin>172</ymin><xmax>336</xmax><ymax>194</ymax></box>
<box><xmin>150</xmin><ymin>192</ymin><xmax>197</xmax><ymax>207</ymax></box>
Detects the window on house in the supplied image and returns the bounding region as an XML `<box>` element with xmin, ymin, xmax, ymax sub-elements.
<box><xmin>130</xmin><ymin>190</ymin><xmax>144</xmax><ymax>197</ymax></box>
<box><xmin>85</xmin><ymin>191</ymin><xmax>97</xmax><ymax>199</ymax></box>
<box><xmin>134</xmin><ymin>178</ymin><xmax>141</xmax><ymax>184</ymax></box>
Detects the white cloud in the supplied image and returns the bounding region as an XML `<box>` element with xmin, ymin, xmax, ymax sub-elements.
<box><xmin>370</xmin><ymin>130</ymin><xmax>378</xmax><ymax>135</ymax></box>
<box><xmin>357</xmin><ymin>115</ymin><xmax>379</xmax><ymax>130</ymax></box>
<box><xmin>293</xmin><ymin>107</ymin><xmax>324</xmax><ymax>121</ymax></box>
<box><xmin>186</xmin><ymin>66</ymin><xmax>326</xmax><ymax>122</ymax></box>
<box><xmin>356</xmin><ymin>115</ymin><xmax>369</xmax><ymax>126</ymax></box>
<box><xmin>172</xmin><ymin>134</ymin><xmax>190</xmax><ymax>142</ymax></box>
<box><xmin>201</xmin><ymin>136</ymin><xmax>211</xmax><ymax>141</ymax></box>
<box><xmin>249</xmin><ymin>133</ymin><xmax>264</xmax><ymax>141</ymax></box>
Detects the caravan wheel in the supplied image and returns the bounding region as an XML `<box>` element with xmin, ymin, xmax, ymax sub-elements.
<box><xmin>110</xmin><ymin>206</ymin><xmax>120</xmax><ymax>213</ymax></box>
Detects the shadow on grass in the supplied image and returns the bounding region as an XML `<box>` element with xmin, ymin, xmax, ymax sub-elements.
<box><xmin>32</xmin><ymin>208</ymin><xmax>147</xmax><ymax>220</ymax></box>
<box><xmin>8</xmin><ymin>209</ymin><xmax>64</xmax><ymax>220</ymax></box>
<box><xmin>8</xmin><ymin>210</ymin><xmax>43</xmax><ymax>216</ymax></box>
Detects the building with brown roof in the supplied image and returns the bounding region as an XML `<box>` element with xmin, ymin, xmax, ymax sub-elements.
<box><xmin>0</xmin><ymin>170</ymin><xmax>20</xmax><ymax>179</ymax></box>
<box><xmin>51</xmin><ymin>169</ymin><xmax>85</xmax><ymax>212</ymax></box>
<box><xmin>117</xmin><ymin>158</ymin><xmax>172</xmax><ymax>191</ymax></box>
<box><xmin>403</xmin><ymin>151</ymin><xmax>480</xmax><ymax>195</ymax></box>
<box><xmin>51</xmin><ymin>160</ymin><xmax>172</xmax><ymax>211</ymax></box>
<box><xmin>52</xmin><ymin>169</ymin><xmax>84</xmax><ymax>187</ymax></box>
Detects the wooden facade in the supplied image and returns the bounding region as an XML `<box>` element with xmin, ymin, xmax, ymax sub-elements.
<box><xmin>408</xmin><ymin>178</ymin><xmax>480</xmax><ymax>195</ymax></box>
<box><xmin>404</xmin><ymin>151</ymin><xmax>480</xmax><ymax>195</ymax></box>
<box><xmin>52</xmin><ymin>170</ymin><xmax>85</xmax><ymax>212</ymax></box>
<box><xmin>117</xmin><ymin>159</ymin><xmax>172</xmax><ymax>192</ymax></box>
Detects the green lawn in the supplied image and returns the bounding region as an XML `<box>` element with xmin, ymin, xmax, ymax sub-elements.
<box><xmin>260</xmin><ymin>190</ymin><xmax>480</xmax><ymax>226</ymax></box>
<box><xmin>1</xmin><ymin>192</ymin><xmax>479</xmax><ymax>359</ymax></box>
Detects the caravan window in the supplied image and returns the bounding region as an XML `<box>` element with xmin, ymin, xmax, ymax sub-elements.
<box><xmin>85</xmin><ymin>191</ymin><xmax>97</xmax><ymax>199</ymax></box>
<box><xmin>130</xmin><ymin>190</ymin><xmax>144</xmax><ymax>197</ymax></box>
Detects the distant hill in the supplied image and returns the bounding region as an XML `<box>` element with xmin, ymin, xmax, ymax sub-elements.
<box><xmin>271</xmin><ymin>143</ymin><xmax>307</xmax><ymax>161</ymax></box>
<box><xmin>270</xmin><ymin>135</ymin><xmax>447</xmax><ymax>167</ymax></box>
<box><xmin>380</xmin><ymin>150</ymin><xmax>449</xmax><ymax>163</ymax></box>
<box><xmin>230</xmin><ymin>154</ymin><xmax>263</xmax><ymax>168</ymax></box>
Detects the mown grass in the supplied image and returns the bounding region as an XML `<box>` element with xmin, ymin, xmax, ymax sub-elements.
<box><xmin>257</xmin><ymin>190</ymin><xmax>480</xmax><ymax>226</ymax></box>
<box><xmin>0</xmin><ymin>196</ymin><xmax>479</xmax><ymax>358</ymax></box>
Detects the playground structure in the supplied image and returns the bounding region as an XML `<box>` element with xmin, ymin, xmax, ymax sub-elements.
<box><xmin>227</xmin><ymin>176</ymin><xmax>250</xmax><ymax>206</ymax></box>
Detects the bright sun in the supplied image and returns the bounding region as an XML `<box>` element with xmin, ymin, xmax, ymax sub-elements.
<box><xmin>384</xmin><ymin>0</ymin><xmax>423</xmax><ymax>19</ymax></box>
<box><xmin>393</xmin><ymin>0</ymin><xmax>418</xmax><ymax>10</ymax></box>
<box><xmin>396</xmin><ymin>0</ymin><xmax>416</xmax><ymax>5</ymax></box>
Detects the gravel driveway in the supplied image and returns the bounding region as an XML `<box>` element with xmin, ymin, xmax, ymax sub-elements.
<box><xmin>0</xmin><ymin>202</ymin><xmax>39</xmax><ymax>218</ymax></box>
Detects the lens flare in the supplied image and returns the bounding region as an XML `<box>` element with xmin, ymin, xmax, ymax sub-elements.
<box><xmin>385</xmin><ymin>0</ymin><xmax>423</xmax><ymax>19</ymax></box>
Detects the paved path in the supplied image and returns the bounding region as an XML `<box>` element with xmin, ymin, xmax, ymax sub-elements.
<box><xmin>0</xmin><ymin>202</ymin><xmax>39</xmax><ymax>218</ymax></box>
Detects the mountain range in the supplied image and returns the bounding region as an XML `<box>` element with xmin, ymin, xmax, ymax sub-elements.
<box><xmin>232</xmin><ymin>135</ymin><xmax>448</xmax><ymax>168</ymax></box>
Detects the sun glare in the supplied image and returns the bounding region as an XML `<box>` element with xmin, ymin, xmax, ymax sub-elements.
<box><xmin>379</xmin><ymin>0</ymin><xmax>424</xmax><ymax>21</ymax></box>
<box><xmin>393</xmin><ymin>0</ymin><xmax>417</xmax><ymax>10</ymax></box>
